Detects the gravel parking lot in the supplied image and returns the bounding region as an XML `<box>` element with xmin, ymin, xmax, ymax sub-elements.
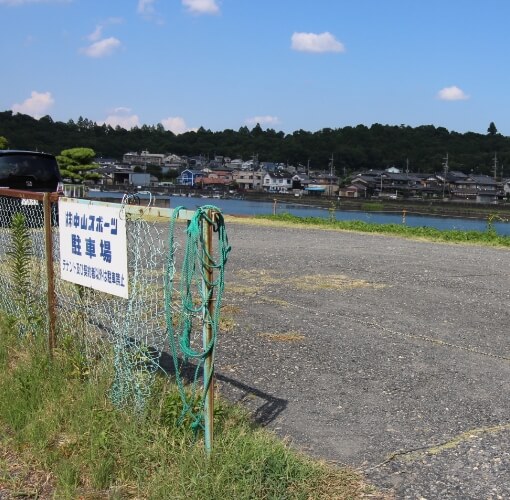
<box><xmin>215</xmin><ymin>221</ymin><xmax>510</xmax><ymax>499</ymax></box>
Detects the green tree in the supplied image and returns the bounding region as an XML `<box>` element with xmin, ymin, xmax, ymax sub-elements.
<box><xmin>0</xmin><ymin>136</ymin><xmax>8</xmax><ymax>149</ymax></box>
<box><xmin>57</xmin><ymin>147</ymin><xmax>101</xmax><ymax>183</ymax></box>
<box><xmin>488</xmin><ymin>122</ymin><xmax>498</xmax><ymax>136</ymax></box>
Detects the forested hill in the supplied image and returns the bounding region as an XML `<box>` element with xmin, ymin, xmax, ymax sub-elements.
<box><xmin>1</xmin><ymin>110</ymin><xmax>509</xmax><ymax>176</ymax></box>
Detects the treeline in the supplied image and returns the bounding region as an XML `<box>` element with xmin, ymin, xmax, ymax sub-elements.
<box><xmin>1</xmin><ymin>110</ymin><xmax>509</xmax><ymax>177</ymax></box>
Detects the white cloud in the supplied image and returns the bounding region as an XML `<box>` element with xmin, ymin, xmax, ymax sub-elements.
<box><xmin>11</xmin><ymin>91</ymin><xmax>54</xmax><ymax>118</ymax></box>
<box><xmin>437</xmin><ymin>85</ymin><xmax>469</xmax><ymax>101</ymax></box>
<box><xmin>87</xmin><ymin>25</ymin><xmax>103</xmax><ymax>42</ymax></box>
<box><xmin>100</xmin><ymin>109</ymin><xmax>140</xmax><ymax>129</ymax></box>
<box><xmin>112</xmin><ymin>106</ymin><xmax>132</xmax><ymax>114</ymax></box>
<box><xmin>291</xmin><ymin>32</ymin><xmax>345</xmax><ymax>53</ymax></box>
<box><xmin>86</xmin><ymin>18</ymin><xmax>122</xmax><ymax>43</ymax></box>
<box><xmin>182</xmin><ymin>0</ymin><xmax>219</xmax><ymax>15</ymax></box>
<box><xmin>80</xmin><ymin>37</ymin><xmax>121</xmax><ymax>58</ymax></box>
<box><xmin>0</xmin><ymin>0</ymin><xmax>70</xmax><ymax>5</ymax></box>
<box><xmin>245</xmin><ymin>115</ymin><xmax>280</xmax><ymax>127</ymax></box>
<box><xmin>161</xmin><ymin>117</ymin><xmax>197</xmax><ymax>134</ymax></box>
<box><xmin>137</xmin><ymin>0</ymin><xmax>155</xmax><ymax>15</ymax></box>
<box><xmin>137</xmin><ymin>0</ymin><xmax>164</xmax><ymax>23</ymax></box>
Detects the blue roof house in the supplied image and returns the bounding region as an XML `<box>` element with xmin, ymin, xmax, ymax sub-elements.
<box><xmin>177</xmin><ymin>169</ymin><xmax>204</xmax><ymax>187</ymax></box>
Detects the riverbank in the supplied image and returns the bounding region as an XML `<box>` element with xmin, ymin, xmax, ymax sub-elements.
<box><xmin>242</xmin><ymin>192</ymin><xmax>510</xmax><ymax>220</ymax></box>
<box><xmin>248</xmin><ymin>213</ymin><xmax>510</xmax><ymax>247</ymax></box>
<box><xmin>85</xmin><ymin>185</ymin><xmax>510</xmax><ymax>220</ymax></box>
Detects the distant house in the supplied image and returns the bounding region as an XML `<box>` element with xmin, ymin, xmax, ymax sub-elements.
<box><xmin>123</xmin><ymin>150</ymin><xmax>165</xmax><ymax>167</ymax></box>
<box><xmin>233</xmin><ymin>170</ymin><xmax>264</xmax><ymax>190</ymax></box>
<box><xmin>225</xmin><ymin>158</ymin><xmax>243</xmax><ymax>169</ymax></box>
<box><xmin>349</xmin><ymin>174</ymin><xmax>378</xmax><ymax>197</ymax></box>
<box><xmin>95</xmin><ymin>165</ymin><xmax>132</xmax><ymax>185</ymax></box>
<box><xmin>349</xmin><ymin>171</ymin><xmax>434</xmax><ymax>198</ymax></box>
<box><xmin>177</xmin><ymin>169</ymin><xmax>204</xmax><ymax>187</ymax></box>
<box><xmin>385</xmin><ymin>166</ymin><xmax>401</xmax><ymax>173</ymax></box>
<box><xmin>338</xmin><ymin>184</ymin><xmax>367</xmax><ymax>198</ymax></box>
<box><xmin>310</xmin><ymin>173</ymin><xmax>339</xmax><ymax>197</ymax></box>
<box><xmin>345</xmin><ymin>169</ymin><xmax>502</xmax><ymax>202</ymax></box>
<box><xmin>162</xmin><ymin>154</ymin><xmax>186</xmax><ymax>171</ymax></box>
<box><xmin>291</xmin><ymin>173</ymin><xmax>311</xmax><ymax>191</ymax></box>
<box><xmin>198</xmin><ymin>170</ymin><xmax>234</xmax><ymax>190</ymax></box>
<box><xmin>263</xmin><ymin>171</ymin><xmax>293</xmax><ymax>193</ymax></box>
<box><xmin>449</xmin><ymin>174</ymin><xmax>500</xmax><ymax>202</ymax></box>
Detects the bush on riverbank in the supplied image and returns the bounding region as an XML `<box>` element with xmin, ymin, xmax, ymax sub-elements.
<box><xmin>258</xmin><ymin>213</ymin><xmax>510</xmax><ymax>247</ymax></box>
<box><xmin>0</xmin><ymin>315</ymin><xmax>369</xmax><ymax>499</ymax></box>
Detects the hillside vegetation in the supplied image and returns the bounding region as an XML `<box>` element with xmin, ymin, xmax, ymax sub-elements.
<box><xmin>0</xmin><ymin>110</ymin><xmax>508</xmax><ymax>176</ymax></box>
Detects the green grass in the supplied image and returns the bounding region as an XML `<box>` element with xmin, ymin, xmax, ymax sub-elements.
<box><xmin>360</xmin><ymin>201</ymin><xmax>385</xmax><ymax>211</ymax></box>
<box><xmin>0</xmin><ymin>316</ymin><xmax>370</xmax><ymax>499</ymax></box>
<box><xmin>256</xmin><ymin>212</ymin><xmax>510</xmax><ymax>248</ymax></box>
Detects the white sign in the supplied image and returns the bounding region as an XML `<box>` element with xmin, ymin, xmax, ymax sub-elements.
<box><xmin>58</xmin><ymin>199</ymin><xmax>129</xmax><ymax>298</ymax></box>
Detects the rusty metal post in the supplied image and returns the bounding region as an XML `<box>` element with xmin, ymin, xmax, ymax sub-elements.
<box><xmin>43</xmin><ymin>193</ymin><xmax>57</xmax><ymax>356</ymax></box>
<box><xmin>202</xmin><ymin>209</ymin><xmax>215</xmax><ymax>454</ymax></box>
<box><xmin>273</xmin><ymin>198</ymin><xmax>277</xmax><ymax>215</ymax></box>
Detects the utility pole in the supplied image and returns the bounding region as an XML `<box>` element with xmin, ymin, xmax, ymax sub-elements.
<box><xmin>251</xmin><ymin>153</ymin><xmax>258</xmax><ymax>190</ymax></box>
<box><xmin>442</xmin><ymin>153</ymin><xmax>449</xmax><ymax>199</ymax></box>
<box><xmin>493</xmin><ymin>153</ymin><xmax>498</xmax><ymax>180</ymax></box>
<box><xmin>329</xmin><ymin>154</ymin><xmax>334</xmax><ymax>197</ymax></box>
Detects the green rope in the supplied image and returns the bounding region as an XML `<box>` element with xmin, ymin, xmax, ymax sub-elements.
<box><xmin>164</xmin><ymin>205</ymin><xmax>231</xmax><ymax>433</ymax></box>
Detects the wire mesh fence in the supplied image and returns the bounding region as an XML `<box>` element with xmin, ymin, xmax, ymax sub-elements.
<box><xmin>0</xmin><ymin>191</ymin><xmax>230</xmax><ymax>430</ymax></box>
<box><xmin>0</xmin><ymin>190</ymin><xmax>56</xmax><ymax>327</ymax></box>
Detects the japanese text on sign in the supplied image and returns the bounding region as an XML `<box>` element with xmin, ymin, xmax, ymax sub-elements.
<box><xmin>59</xmin><ymin>200</ymin><xmax>129</xmax><ymax>298</ymax></box>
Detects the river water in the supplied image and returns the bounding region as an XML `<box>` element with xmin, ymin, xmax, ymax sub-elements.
<box><xmin>87</xmin><ymin>191</ymin><xmax>510</xmax><ymax>236</ymax></box>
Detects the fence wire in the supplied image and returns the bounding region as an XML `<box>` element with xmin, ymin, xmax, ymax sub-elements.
<box><xmin>0</xmin><ymin>194</ymin><xmax>54</xmax><ymax>323</ymax></box>
<box><xmin>0</xmin><ymin>192</ymin><xmax>223</xmax><ymax>416</ymax></box>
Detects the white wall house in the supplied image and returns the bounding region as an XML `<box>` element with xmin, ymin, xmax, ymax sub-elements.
<box><xmin>263</xmin><ymin>172</ymin><xmax>293</xmax><ymax>193</ymax></box>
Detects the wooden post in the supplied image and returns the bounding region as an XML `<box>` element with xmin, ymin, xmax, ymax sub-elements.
<box><xmin>43</xmin><ymin>193</ymin><xmax>57</xmax><ymax>356</ymax></box>
<box><xmin>202</xmin><ymin>209</ymin><xmax>215</xmax><ymax>454</ymax></box>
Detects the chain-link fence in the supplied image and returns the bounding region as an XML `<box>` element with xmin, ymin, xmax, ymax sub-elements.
<box><xmin>0</xmin><ymin>191</ymin><xmax>229</xmax><ymax>432</ymax></box>
<box><xmin>0</xmin><ymin>190</ymin><xmax>58</xmax><ymax>332</ymax></box>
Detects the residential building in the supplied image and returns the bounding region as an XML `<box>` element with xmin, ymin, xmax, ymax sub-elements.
<box><xmin>177</xmin><ymin>169</ymin><xmax>204</xmax><ymax>186</ymax></box>
<box><xmin>198</xmin><ymin>170</ymin><xmax>234</xmax><ymax>190</ymax></box>
<box><xmin>233</xmin><ymin>170</ymin><xmax>264</xmax><ymax>190</ymax></box>
<box><xmin>123</xmin><ymin>150</ymin><xmax>165</xmax><ymax>167</ymax></box>
<box><xmin>263</xmin><ymin>171</ymin><xmax>293</xmax><ymax>193</ymax></box>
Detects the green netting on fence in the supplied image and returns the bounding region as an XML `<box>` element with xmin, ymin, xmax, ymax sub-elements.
<box><xmin>164</xmin><ymin>205</ymin><xmax>231</xmax><ymax>432</ymax></box>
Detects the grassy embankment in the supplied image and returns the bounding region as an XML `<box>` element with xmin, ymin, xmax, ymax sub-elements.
<box><xmin>251</xmin><ymin>193</ymin><xmax>510</xmax><ymax>219</ymax></box>
<box><xmin>0</xmin><ymin>316</ymin><xmax>371</xmax><ymax>499</ymax></box>
<box><xmin>252</xmin><ymin>213</ymin><xmax>510</xmax><ymax>248</ymax></box>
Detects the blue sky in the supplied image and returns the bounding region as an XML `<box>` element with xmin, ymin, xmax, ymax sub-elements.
<box><xmin>2</xmin><ymin>0</ymin><xmax>510</xmax><ymax>136</ymax></box>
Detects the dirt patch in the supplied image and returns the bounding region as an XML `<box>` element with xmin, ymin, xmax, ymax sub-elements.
<box><xmin>0</xmin><ymin>437</ymin><xmax>55</xmax><ymax>499</ymax></box>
